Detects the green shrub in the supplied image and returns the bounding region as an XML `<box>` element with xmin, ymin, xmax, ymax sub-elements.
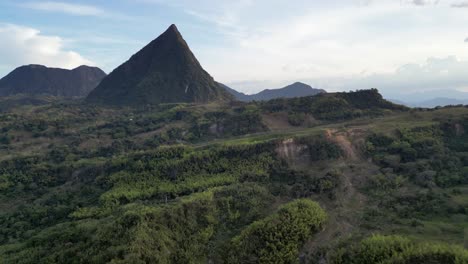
<box><xmin>298</xmin><ymin>136</ymin><xmax>342</xmax><ymax>160</ymax></box>
<box><xmin>288</xmin><ymin>112</ymin><xmax>307</xmax><ymax>126</ymax></box>
<box><xmin>228</xmin><ymin>199</ymin><xmax>327</xmax><ymax>264</ymax></box>
<box><xmin>333</xmin><ymin>235</ymin><xmax>468</xmax><ymax>264</ymax></box>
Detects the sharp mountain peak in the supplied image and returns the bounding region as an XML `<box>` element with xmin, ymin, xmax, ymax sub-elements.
<box><xmin>87</xmin><ymin>24</ymin><xmax>232</xmax><ymax>106</ymax></box>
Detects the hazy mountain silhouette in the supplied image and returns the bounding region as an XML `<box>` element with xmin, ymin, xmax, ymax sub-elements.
<box><xmin>384</xmin><ymin>89</ymin><xmax>468</xmax><ymax>107</ymax></box>
<box><xmin>217</xmin><ymin>83</ymin><xmax>251</xmax><ymax>101</ymax></box>
<box><xmin>0</xmin><ymin>65</ymin><xmax>106</xmax><ymax>97</ymax></box>
<box><xmin>87</xmin><ymin>24</ymin><xmax>232</xmax><ymax>105</ymax></box>
<box><xmin>224</xmin><ymin>82</ymin><xmax>325</xmax><ymax>101</ymax></box>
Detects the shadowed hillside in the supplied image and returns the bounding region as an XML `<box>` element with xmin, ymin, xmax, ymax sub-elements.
<box><xmin>87</xmin><ymin>25</ymin><xmax>232</xmax><ymax>106</ymax></box>
<box><xmin>0</xmin><ymin>65</ymin><xmax>106</xmax><ymax>97</ymax></box>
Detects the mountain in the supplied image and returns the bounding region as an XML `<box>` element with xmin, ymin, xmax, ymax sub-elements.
<box><xmin>224</xmin><ymin>82</ymin><xmax>326</xmax><ymax>101</ymax></box>
<box><xmin>412</xmin><ymin>97</ymin><xmax>468</xmax><ymax>108</ymax></box>
<box><xmin>383</xmin><ymin>89</ymin><xmax>468</xmax><ymax>107</ymax></box>
<box><xmin>389</xmin><ymin>97</ymin><xmax>468</xmax><ymax>108</ymax></box>
<box><xmin>217</xmin><ymin>82</ymin><xmax>251</xmax><ymax>101</ymax></box>
<box><xmin>0</xmin><ymin>65</ymin><xmax>106</xmax><ymax>97</ymax></box>
<box><xmin>87</xmin><ymin>24</ymin><xmax>232</xmax><ymax>106</ymax></box>
<box><xmin>251</xmin><ymin>82</ymin><xmax>326</xmax><ymax>101</ymax></box>
<box><xmin>388</xmin><ymin>98</ymin><xmax>408</xmax><ymax>106</ymax></box>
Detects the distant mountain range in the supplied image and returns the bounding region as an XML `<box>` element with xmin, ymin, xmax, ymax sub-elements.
<box><xmin>389</xmin><ymin>97</ymin><xmax>468</xmax><ymax>108</ymax></box>
<box><xmin>385</xmin><ymin>89</ymin><xmax>468</xmax><ymax>108</ymax></box>
<box><xmin>87</xmin><ymin>24</ymin><xmax>232</xmax><ymax>106</ymax></box>
<box><xmin>223</xmin><ymin>82</ymin><xmax>326</xmax><ymax>101</ymax></box>
<box><xmin>2</xmin><ymin>24</ymin><xmax>467</xmax><ymax>109</ymax></box>
<box><xmin>0</xmin><ymin>65</ymin><xmax>106</xmax><ymax>97</ymax></box>
<box><xmin>414</xmin><ymin>97</ymin><xmax>468</xmax><ymax>108</ymax></box>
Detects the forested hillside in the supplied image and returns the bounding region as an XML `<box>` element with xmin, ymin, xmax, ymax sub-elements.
<box><xmin>0</xmin><ymin>90</ymin><xmax>467</xmax><ymax>263</ymax></box>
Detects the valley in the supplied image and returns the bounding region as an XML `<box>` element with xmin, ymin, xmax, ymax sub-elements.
<box><xmin>0</xmin><ymin>92</ymin><xmax>467</xmax><ymax>263</ymax></box>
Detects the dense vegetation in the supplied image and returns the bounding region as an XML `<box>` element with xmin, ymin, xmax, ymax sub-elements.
<box><xmin>261</xmin><ymin>89</ymin><xmax>407</xmax><ymax>122</ymax></box>
<box><xmin>0</xmin><ymin>90</ymin><xmax>467</xmax><ymax>263</ymax></box>
<box><xmin>333</xmin><ymin>235</ymin><xmax>468</xmax><ymax>264</ymax></box>
<box><xmin>229</xmin><ymin>199</ymin><xmax>327</xmax><ymax>263</ymax></box>
<box><xmin>0</xmin><ymin>137</ymin><xmax>333</xmax><ymax>263</ymax></box>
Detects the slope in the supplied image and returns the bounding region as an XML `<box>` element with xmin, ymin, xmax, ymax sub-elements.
<box><xmin>0</xmin><ymin>65</ymin><xmax>106</xmax><ymax>97</ymax></box>
<box><xmin>87</xmin><ymin>24</ymin><xmax>232</xmax><ymax>106</ymax></box>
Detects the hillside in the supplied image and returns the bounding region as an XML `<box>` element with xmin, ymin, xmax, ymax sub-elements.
<box><xmin>224</xmin><ymin>81</ymin><xmax>326</xmax><ymax>101</ymax></box>
<box><xmin>2</xmin><ymin>89</ymin><xmax>468</xmax><ymax>263</ymax></box>
<box><xmin>251</xmin><ymin>82</ymin><xmax>325</xmax><ymax>101</ymax></box>
<box><xmin>218</xmin><ymin>83</ymin><xmax>251</xmax><ymax>101</ymax></box>
<box><xmin>87</xmin><ymin>25</ymin><xmax>232</xmax><ymax>106</ymax></box>
<box><xmin>0</xmin><ymin>65</ymin><xmax>106</xmax><ymax>97</ymax></box>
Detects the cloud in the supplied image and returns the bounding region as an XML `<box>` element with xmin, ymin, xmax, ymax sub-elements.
<box><xmin>197</xmin><ymin>2</ymin><xmax>466</xmax><ymax>82</ymax></box>
<box><xmin>305</xmin><ymin>56</ymin><xmax>468</xmax><ymax>100</ymax></box>
<box><xmin>0</xmin><ymin>24</ymin><xmax>92</xmax><ymax>76</ymax></box>
<box><xmin>465</xmin><ymin>37</ymin><xmax>468</xmax><ymax>42</ymax></box>
<box><xmin>21</xmin><ymin>1</ymin><xmax>105</xmax><ymax>16</ymax></box>
<box><xmin>228</xmin><ymin>56</ymin><xmax>468</xmax><ymax>99</ymax></box>
<box><xmin>140</xmin><ymin>0</ymin><xmax>255</xmax><ymax>38</ymax></box>
<box><xmin>355</xmin><ymin>56</ymin><xmax>468</xmax><ymax>91</ymax></box>
<box><xmin>19</xmin><ymin>1</ymin><xmax>132</xmax><ymax>20</ymax></box>
<box><xmin>19</xmin><ymin>0</ymin><xmax>463</xmax><ymax>97</ymax></box>
<box><xmin>411</xmin><ymin>0</ymin><xmax>430</xmax><ymax>5</ymax></box>
<box><xmin>452</xmin><ymin>1</ymin><xmax>468</xmax><ymax>8</ymax></box>
<box><xmin>342</xmin><ymin>56</ymin><xmax>468</xmax><ymax>101</ymax></box>
<box><xmin>404</xmin><ymin>0</ymin><xmax>442</xmax><ymax>6</ymax></box>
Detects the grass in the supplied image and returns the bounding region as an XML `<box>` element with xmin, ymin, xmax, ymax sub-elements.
<box><xmin>450</xmin><ymin>185</ymin><xmax>468</xmax><ymax>205</ymax></box>
<box><xmin>194</xmin><ymin>108</ymin><xmax>468</xmax><ymax>149</ymax></box>
<box><xmin>398</xmin><ymin>219</ymin><xmax>468</xmax><ymax>245</ymax></box>
<box><xmin>1</xmin><ymin>97</ymin><xmax>468</xmax><ymax>263</ymax></box>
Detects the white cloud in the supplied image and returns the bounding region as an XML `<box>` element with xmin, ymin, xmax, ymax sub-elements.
<box><xmin>29</xmin><ymin>0</ymin><xmax>464</xmax><ymax>97</ymax></box>
<box><xmin>19</xmin><ymin>1</ymin><xmax>133</xmax><ymax>20</ymax></box>
<box><xmin>157</xmin><ymin>1</ymin><xmax>468</xmax><ymax>96</ymax></box>
<box><xmin>0</xmin><ymin>24</ymin><xmax>92</xmax><ymax>76</ymax></box>
<box><xmin>411</xmin><ymin>0</ymin><xmax>432</xmax><ymax>6</ymax></box>
<box><xmin>452</xmin><ymin>2</ymin><xmax>468</xmax><ymax>8</ymax></box>
<box><xmin>339</xmin><ymin>56</ymin><xmax>468</xmax><ymax>94</ymax></box>
<box><xmin>21</xmin><ymin>1</ymin><xmax>104</xmax><ymax>16</ymax></box>
<box><xmin>226</xmin><ymin>56</ymin><xmax>468</xmax><ymax>102</ymax></box>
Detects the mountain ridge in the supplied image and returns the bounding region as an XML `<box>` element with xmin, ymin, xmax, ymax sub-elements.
<box><xmin>0</xmin><ymin>64</ymin><xmax>106</xmax><ymax>97</ymax></box>
<box><xmin>224</xmin><ymin>82</ymin><xmax>326</xmax><ymax>101</ymax></box>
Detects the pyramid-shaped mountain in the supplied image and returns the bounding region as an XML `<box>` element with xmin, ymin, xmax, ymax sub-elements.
<box><xmin>87</xmin><ymin>24</ymin><xmax>232</xmax><ymax>105</ymax></box>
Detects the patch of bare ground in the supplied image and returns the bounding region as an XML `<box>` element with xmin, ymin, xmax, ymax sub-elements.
<box><xmin>78</xmin><ymin>135</ymin><xmax>113</xmax><ymax>151</ymax></box>
<box><xmin>301</xmin><ymin>129</ymin><xmax>379</xmax><ymax>262</ymax></box>
<box><xmin>0</xmin><ymin>136</ymin><xmax>64</xmax><ymax>161</ymax></box>
<box><xmin>262</xmin><ymin>113</ymin><xmax>320</xmax><ymax>132</ymax></box>
<box><xmin>325</xmin><ymin>128</ymin><xmax>369</xmax><ymax>161</ymax></box>
<box><xmin>262</xmin><ymin>112</ymin><xmax>293</xmax><ymax>131</ymax></box>
<box><xmin>133</xmin><ymin>121</ymin><xmax>186</xmax><ymax>141</ymax></box>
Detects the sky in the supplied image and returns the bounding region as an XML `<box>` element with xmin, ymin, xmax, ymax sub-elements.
<box><xmin>1</xmin><ymin>0</ymin><xmax>468</xmax><ymax>99</ymax></box>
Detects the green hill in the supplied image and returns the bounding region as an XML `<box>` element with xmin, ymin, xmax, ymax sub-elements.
<box><xmin>1</xmin><ymin>90</ymin><xmax>467</xmax><ymax>263</ymax></box>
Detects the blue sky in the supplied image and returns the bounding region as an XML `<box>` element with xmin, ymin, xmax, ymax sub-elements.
<box><xmin>1</xmin><ymin>0</ymin><xmax>468</xmax><ymax>98</ymax></box>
